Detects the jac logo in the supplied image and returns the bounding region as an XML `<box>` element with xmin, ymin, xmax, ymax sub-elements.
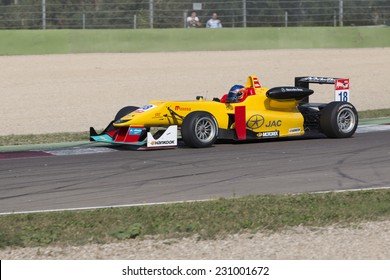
<box><xmin>174</xmin><ymin>106</ymin><xmax>191</xmax><ymax>111</ymax></box>
<box><xmin>247</xmin><ymin>114</ymin><xmax>265</xmax><ymax>129</ymax></box>
<box><xmin>265</xmin><ymin>120</ymin><xmax>282</xmax><ymax>127</ymax></box>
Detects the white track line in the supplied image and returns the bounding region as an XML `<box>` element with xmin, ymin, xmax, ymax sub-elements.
<box><xmin>0</xmin><ymin>199</ymin><xmax>212</xmax><ymax>215</ymax></box>
<box><xmin>304</xmin><ymin>186</ymin><xmax>390</xmax><ymax>195</ymax></box>
<box><xmin>47</xmin><ymin>147</ymin><xmax>116</xmax><ymax>156</ymax></box>
<box><xmin>356</xmin><ymin>124</ymin><xmax>390</xmax><ymax>133</ymax></box>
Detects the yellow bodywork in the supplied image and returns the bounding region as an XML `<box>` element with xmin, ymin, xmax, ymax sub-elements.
<box><xmin>114</xmin><ymin>76</ymin><xmax>305</xmax><ymax>138</ymax></box>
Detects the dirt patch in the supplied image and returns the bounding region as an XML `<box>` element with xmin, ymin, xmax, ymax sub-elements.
<box><xmin>1</xmin><ymin>49</ymin><xmax>389</xmax><ymax>136</ymax></box>
<box><xmin>1</xmin><ymin>220</ymin><xmax>390</xmax><ymax>259</ymax></box>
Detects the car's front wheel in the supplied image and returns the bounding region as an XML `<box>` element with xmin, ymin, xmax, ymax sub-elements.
<box><xmin>320</xmin><ymin>102</ymin><xmax>358</xmax><ymax>138</ymax></box>
<box><xmin>181</xmin><ymin>111</ymin><xmax>218</xmax><ymax>148</ymax></box>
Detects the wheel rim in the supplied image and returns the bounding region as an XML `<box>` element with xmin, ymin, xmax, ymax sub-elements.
<box><xmin>195</xmin><ymin>117</ymin><xmax>216</xmax><ymax>143</ymax></box>
<box><xmin>337</xmin><ymin>107</ymin><xmax>356</xmax><ymax>133</ymax></box>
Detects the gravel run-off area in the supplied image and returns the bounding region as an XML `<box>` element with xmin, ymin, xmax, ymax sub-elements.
<box><xmin>1</xmin><ymin>48</ymin><xmax>390</xmax><ymax>135</ymax></box>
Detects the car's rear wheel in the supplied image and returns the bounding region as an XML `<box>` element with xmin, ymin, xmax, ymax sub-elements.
<box><xmin>320</xmin><ymin>102</ymin><xmax>358</xmax><ymax>138</ymax></box>
<box><xmin>114</xmin><ymin>106</ymin><xmax>139</xmax><ymax>121</ymax></box>
<box><xmin>181</xmin><ymin>111</ymin><xmax>218</xmax><ymax>148</ymax></box>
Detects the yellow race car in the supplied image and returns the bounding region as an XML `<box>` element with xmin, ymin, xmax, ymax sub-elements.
<box><xmin>90</xmin><ymin>75</ymin><xmax>358</xmax><ymax>149</ymax></box>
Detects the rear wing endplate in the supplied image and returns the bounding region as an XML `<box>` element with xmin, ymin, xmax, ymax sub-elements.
<box><xmin>295</xmin><ymin>76</ymin><xmax>350</xmax><ymax>103</ymax></box>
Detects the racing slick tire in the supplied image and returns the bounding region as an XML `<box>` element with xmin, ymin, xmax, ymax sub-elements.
<box><xmin>114</xmin><ymin>106</ymin><xmax>139</xmax><ymax>121</ymax></box>
<box><xmin>320</xmin><ymin>102</ymin><xmax>358</xmax><ymax>138</ymax></box>
<box><xmin>181</xmin><ymin>111</ymin><xmax>218</xmax><ymax>148</ymax></box>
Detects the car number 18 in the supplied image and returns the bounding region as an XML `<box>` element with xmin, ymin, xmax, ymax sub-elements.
<box><xmin>334</xmin><ymin>78</ymin><xmax>350</xmax><ymax>102</ymax></box>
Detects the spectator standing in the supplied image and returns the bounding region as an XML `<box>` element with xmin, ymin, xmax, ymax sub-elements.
<box><xmin>206</xmin><ymin>12</ymin><xmax>222</xmax><ymax>28</ymax></box>
<box><xmin>187</xmin><ymin>11</ymin><xmax>201</xmax><ymax>28</ymax></box>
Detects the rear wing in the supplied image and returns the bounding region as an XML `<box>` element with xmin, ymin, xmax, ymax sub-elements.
<box><xmin>295</xmin><ymin>76</ymin><xmax>350</xmax><ymax>104</ymax></box>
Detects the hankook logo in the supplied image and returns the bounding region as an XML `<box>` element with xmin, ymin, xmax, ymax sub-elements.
<box><xmin>150</xmin><ymin>140</ymin><xmax>175</xmax><ymax>145</ymax></box>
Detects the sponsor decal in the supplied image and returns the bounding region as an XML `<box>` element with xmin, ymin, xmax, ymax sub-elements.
<box><xmin>265</xmin><ymin>120</ymin><xmax>282</xmax><ymax>128</ymax></box>
<box><xmin>299</xmin><ymin>77</ymin><xmax>336</xmax><ymax>84</ymax></box>
<box><xmin>281</xmin><ymin>87</ymin><xmax>304</xmax><ymax>92</ymax></box>
<box><xmin>247</xmin><ymin>114</ymin><xmax>265</xmax><ymax>129</ymax></box>
<box><xmin>339</xmin><ymin>104</ymin><xmax>353</xmax><ymax>109</ymax></box>
<box><xmin>129</xmin><ymin>127</ymin><xmax>143</xmax><ymax>135</ymax></box>
<box><xmin>253</xmin><ymin>77</ymin><xmax>261</xmax><ymax>88</ymax></box>
<box><xmin>152</xmin><ymin>112</ymin><xmax>164</xmax><ymax>119</ymax></box>
<box><xmin>149</xmin><ymin>140</ymin><xmax>176</xmax><ymax>146</ymax></box>
<box><xmin>257</xmin><ymin>131</ymin><xmax>279</xmax><ymax>138</ymax></box>
<box><xmin>335</xmin><ymin>79</ymin><xmax>350</xmax><ymax>90</ymax></box>
<box><xmin>147</xmin><ymin>125</ymin><xmax>177</xmax><ymax>148</ymax></box>
<box><xmin>136</xmin><ymin>104</ymin><xmax>156</xmax><ymax>113</ymax></box>
<box><xmin>288</xmin><ymin>127</ymin><xmax>302</xmax><ymax>134</ymax></box>
<box><xmin>334</xmin><ymin>78</ymin><xmax>350</xmax><ymax>102</ymax></box>
<box><xmin>174</xmin><ymin>106</ymin><xmax>191</xmax><ymax>112</ymax></box>
<box><xmin>337</xmin><ymin>103</ymin><xmax>354</xmax><ymax>112</ymax></box>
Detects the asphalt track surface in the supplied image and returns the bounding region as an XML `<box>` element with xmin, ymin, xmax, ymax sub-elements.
<box><xmin>1</xmin><ymin>130</ymin><xmax>390</xmax><ymax>214</ymax></box>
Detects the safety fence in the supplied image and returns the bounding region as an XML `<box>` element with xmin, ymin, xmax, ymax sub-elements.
<box><xmin>0</xmin><ymin>0</ymin><xmax>389</xmax><ymax>29</ymax></box>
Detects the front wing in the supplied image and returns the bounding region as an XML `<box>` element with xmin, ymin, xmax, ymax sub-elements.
<box><xmin>90</xmin><ymin>125</ymin><xmax>178</xmax><ymax>150</ymax></box>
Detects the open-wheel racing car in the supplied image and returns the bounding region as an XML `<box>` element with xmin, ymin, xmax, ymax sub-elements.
<box><xmin>90</xmin><ymin>75</ymin><xmax>358</xmax><ymax>149</ymax></box>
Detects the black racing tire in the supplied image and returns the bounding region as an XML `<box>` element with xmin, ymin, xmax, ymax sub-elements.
<box><xmin>320</xmin><ymin>102</ymin><xmax>358</xmax><ymax>138</ymax></box>
<box><xmin>181</xmin><ymin>111</ymin><xmax>218</xmax><ymax>148</ymax></box>
<box><xmin>114</xmin><ymin>106</ymin><xmax>139</xmax><ymax>121</ymax></box>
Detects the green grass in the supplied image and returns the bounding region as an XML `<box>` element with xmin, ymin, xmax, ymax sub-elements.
<box><xmin>1</xmin><ymin>190</ymin><xmax>390</xmax><ymax>248</ymax></box>
<box><xmin>0</xmin><ymin>132</ymin><xmax>89</xmax><ymax>147</ymax></box>
<box><xmin>358</xmin><ymin>108</ymin><xmax>390</xmax><ymax>119</ymax></box>
<box><xmin>1</xmin><ymin>27</ymin><xmax>389</xmax><ymax>55</ymax></box>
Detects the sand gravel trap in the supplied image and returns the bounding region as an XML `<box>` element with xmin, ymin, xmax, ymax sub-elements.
<box><xmin>1</xmin><ymin>48</ymin><xmax>390</xmax><ymax>136</ymax></box>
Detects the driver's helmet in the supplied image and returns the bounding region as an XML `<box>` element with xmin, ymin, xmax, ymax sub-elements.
<box><xmin>226</xmin><ymin>85</ymin><xmax>245</xmax><ymax>103</ymax></box>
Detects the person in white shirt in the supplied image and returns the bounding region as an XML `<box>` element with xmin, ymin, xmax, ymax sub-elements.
<box><xmin>206</xmin><ymin>12</ymin><xmax>222</xmax><ymax>28</ymax></box>
<box><xmin>187</xmin><ymin>11</ymin><xmax>201</xmax><ymax>28</ymax></box>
